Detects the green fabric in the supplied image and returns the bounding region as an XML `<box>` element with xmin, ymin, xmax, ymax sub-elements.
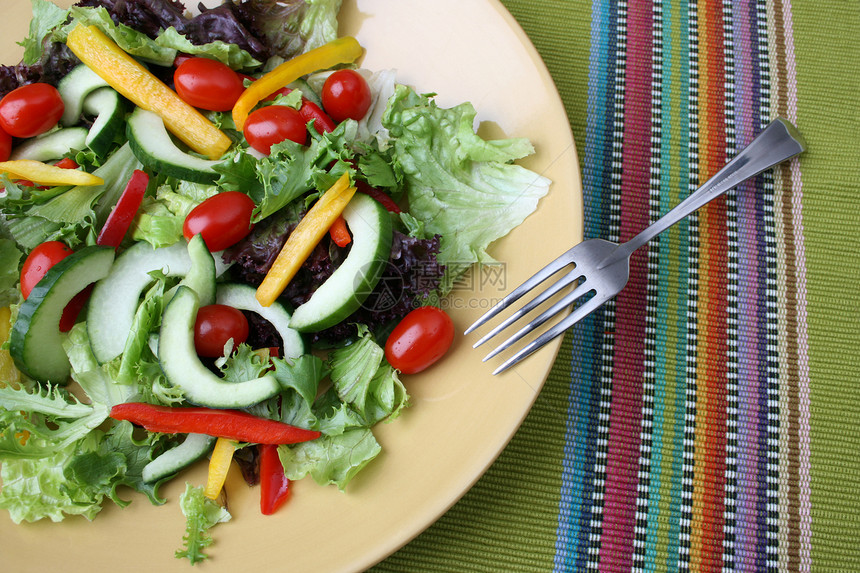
<box><xmin>372</xmin><ymin>3</ymin><xmax>591</xmax><ymax>570</ymax></box>
<box><xmin>792</xmin><ymin>2</ymin><xmax>860</xmax><ymax>570</ymax></box>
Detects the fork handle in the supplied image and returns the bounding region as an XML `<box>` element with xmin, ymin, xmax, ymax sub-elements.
<box><xmin>604</xmin><ymin>118</ymin><xmax>806</xmax><ymax>264</ymax></box>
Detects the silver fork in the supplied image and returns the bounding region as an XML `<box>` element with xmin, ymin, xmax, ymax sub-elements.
<box><xmin>466</xmin><ymin>118</ymin><xmax>806</xmax><ymax>375</ymax></box>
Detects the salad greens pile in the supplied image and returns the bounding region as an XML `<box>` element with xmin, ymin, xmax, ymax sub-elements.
<box><xmin>0</xmin><ymin>0</ymin><xmax>551</xmax><ymax>564</ymax></box>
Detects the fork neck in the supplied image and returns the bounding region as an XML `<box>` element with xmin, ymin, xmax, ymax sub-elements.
<box><xmin>604</xmin><ymin>118</ymin><xmax>805</xmax><ymax>267</ymax></box>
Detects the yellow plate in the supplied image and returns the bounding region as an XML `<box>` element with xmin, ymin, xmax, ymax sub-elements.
<box><xmin>0</xmin><ymin>0</ymin><xmax>582</xmax><ymax>571</ymax></box>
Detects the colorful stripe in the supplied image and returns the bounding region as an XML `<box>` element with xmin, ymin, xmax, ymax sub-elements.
<box><xmin>554</xmin><ymin>0</ymin><xmax>811</xmax><ymax>569</ymax></box>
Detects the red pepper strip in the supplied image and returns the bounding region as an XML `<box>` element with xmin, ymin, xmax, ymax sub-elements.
<box><xmin>259</xmin><ymin>443</ymin><xmax>290</xmax><ymax>515</ymax></box>
<box><xmin>328</xmin><ymin>214</ymin><xmax>351</xmax><ymax>247</ymax></box>
<box><xmin>54</xmin><ymin>157</ymin><xmax>79</xmax><ymax>169</ymax></box>
<box><xmin>356</xmin><ymin>180</ymin><xmax>402</xmax><ymax>213</ymax></box>
<box><xmin>59</xmin><ymin>285</ymin><xmax>92</xmax><ymax>332</ymax></box>
<box><xmin>298</xmin><ymin>100</ymin><xmax>336</xmax><ymax>134</ymax></box>
<box><xmin>10</xmin><ymin>157</ymin><xmax>79</xmax><ymax>190</ymax></box>
<box><xmin>263</xmin><ymin>87</ymin><xmax>337</xmax><ymax>135</ymax></box>
<box><xmin>97</xmin><ymin>169</ymin><xmax>149</xmax><ymax>248</ymax></box>
<box><xmin>110</xmin><ymin>403</ymin><xmax>322</xmax><ymax>445</ymax></box>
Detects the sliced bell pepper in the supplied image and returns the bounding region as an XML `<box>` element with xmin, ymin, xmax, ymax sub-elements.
<box><xmin>265</xmin><ymin>87</ymin><xmax>337</xmax><ymax>134</ymax></box>
<box><xmin>109</xmin><ymin>403</ymin><xmax>322</xmax><ymax>444</ymax></box>
<box><xmin>328</xmin><ymin>214</ymin><xmax>351</xmax><ymax>247</ymax></box>
<box><xmin>298</xmin><ymin>100</ymin><xmax>337</xmax><ymax>134</ymax></box>
<box><xmin>255</xmin><ymin>172</ymin><xmax>357</xmax><ymax>307</ymax></box>
<box><xmin>204</xmin><ymin>437</ymin><xmax>237</xmax><ymax>500</ymax></box>
<box><xmin>356</xmin><ymin>180</ymin><xmax>402</xmax><ymax>213</ymax></box>
<box><xmin>0</xmin><ymin>307</ymin><xmax>20</xmax><ymax>388</ymax></box>
<box><xmin>97</xmin><ymin>169</ymin><xmax>149</xmax><ymax>248</ymax></box>
<box><xmin>66</xmin><ymin>25</ymin><xmax>231</xmax><ymax>160</ymax></box>
<box><xmin>259</xmin><ymin>443</ymin><xmax>290</xmax><ymax>515</ymax></box>
<box><xmin>0</xmin><ymin>159</ymin><xmax>103</xmax><ymax>187</ymax></box>
<box><xmin>232</xmin><ymin>37</ymin><xmax>363</xmax><ymax>131</ymax></box>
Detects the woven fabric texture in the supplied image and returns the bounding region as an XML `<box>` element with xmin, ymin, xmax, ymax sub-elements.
<box><xmin>372</xmin><ymin>1</ymin><xmax>860</xmax><ymax>571</ymax></box>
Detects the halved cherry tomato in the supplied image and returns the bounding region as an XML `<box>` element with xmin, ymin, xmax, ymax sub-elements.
<box><xmin>174</xmin><ymin>57</ymin><xmax>245</xmax><ymax>112</ymax></box>
<box><xmin>321</xmin><ymin>69</ymin><xmax>371</xmax><ymax>122</ymax></box>
<box><xmin>384</xmin><ymin>306</ymin><xmax>455</xmax><ymax>374</ymax></box>
<box><xmin>243</xmin><ymin>105</ymin><xmax>307</xmax><ymax>154</ymax></box>
<box><xmin>0</xmin><ymin>126</ymin><xmax>11</xmax><ymax>162</ymax></box>
<box><xmin>0</xmin><ymin>83</ymin><xmax>64</xmax><ymax>138</ymax></box>
<box><xmin>194</xmin><ymin>304</ymin><xmax>250</xmax><ymax>357</ymax></box>
<box><xmin>183</xmin><ymin>191</ymin><xmax>256</xmax><ymax>251</ymax></box>
<box><xmin>20</xmin><ymin>241</ymin><xmax>86</xmax><ymax>332</ymax></box>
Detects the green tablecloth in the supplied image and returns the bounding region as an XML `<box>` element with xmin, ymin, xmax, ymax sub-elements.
<box><xmin>373</xmin><ymin>1</ymin><xmax>860</xmax><ymax>571</ymax></box>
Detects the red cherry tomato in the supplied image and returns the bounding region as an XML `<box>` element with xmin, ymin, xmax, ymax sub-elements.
<box><xmin>384</xmin><ymin>306</ymin><xmax>455</xmax><ymax>374</ymax></box>
<box><xmin>183</xmin><ymin>191</ymin><xmax>256</xmax><ymax>251</ymax></box>
<box><xmin>321</xmin><ymin>69</ymin><xmax>372</xmax><ymax>122</ymax></box>
<box><xmin>174</xmin><ymin>57</ymin><xmax>245</xmax><ymax>111</ymax></box>
<box><xmin>243</xmin><ymin>105</ymin><xmax>307</xmax><ymax>155</ymax></box>
<box><xmin>0</xmin><ymin>125</ymin><xmax>11</xmax><ymax>162</ymax></box>
<box><xmin>0</xmin><ymin>83</ymin><xmax>65</xmax><ymax>138</ymax></box>
<box><xmin>194</xmin><ymin>304</ymin><xmax>250</xmax><ymax>357</ymax></box>
<box><xmin>20</xmin><ymin>241</ymin><xmax>74</xmax><ymax>299</ymax></box>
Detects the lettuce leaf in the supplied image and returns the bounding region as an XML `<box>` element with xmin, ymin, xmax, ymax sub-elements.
<box><xmin>327</xmin><ymin>325</ymin><xmax>409</xmax><ymax>425</ymax></box>
<box><xmin>176</xmin><ymin>483</ymin><xmax>231</xmax><ymax>565</ymax></box>
<box><xmin>0</xmin><ymin>439</ymin><xmax>104</xmax><ymax>523</ymax></box>
<box><xmin>382</xmin><ymin>85</ymin><xmax>551</xmax><ymax>294</ymax></box>
<box><xmin>154</xmin><ymin>27</ymin><xmax>261</xmax><ymax>70</ymax></box>
<box><xmin>60</xmin><ymin>6</ymin><xmax>178</xmax><ymax>66</ymax></box>
<box><xmin>20</xmin><ymin>0</ymin><xmax>68</xmax><ymax>65</ymax></box>
<box><xmin>215</xmin><ymin>120</ymin><xmax>357</xmax><ymax>222</ymax></box>
<box><xmin>234</xmin><ymin>0</ymin><xmax>342</xmax><ymax>61</ymax></box>
<box><xmin>278</xmin><ymin>428</ymin><xmax>381</xmax><ymax>491</ymax></box>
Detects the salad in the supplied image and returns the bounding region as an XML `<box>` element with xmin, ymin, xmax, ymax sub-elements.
<box><xmin>0</xmin><ymin>0</ymin><xmax>551</xmax><ymax>564</ymax></box>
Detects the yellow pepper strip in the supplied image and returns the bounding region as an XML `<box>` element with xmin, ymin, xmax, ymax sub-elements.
<box><xmin>232</xmin><ymin>37</ymin><xmax>363</xmax><ymax>131</ymax></box>
<box><xmin>256</xmin><ymin>173</ymin><xmax>357</xmax><ymax>307</ymax></box>
<box><xmin>66</xmin><ymin>25</ymin><xmax>231</xmax><ymax>160</ymax></box>
<box><xmin>0</xmin><ymin>160</ymin><xmax>103</xmax><ymax>187</ymax></box>
<box><xmin>204</xmin><ymin>437</ymin><xmax>237</xmax><ymax>500</ymax></box>
<box><xmin>0</xmin><ymin>307</ymin><xmax>20</xmax><ymax>389</ymax></box>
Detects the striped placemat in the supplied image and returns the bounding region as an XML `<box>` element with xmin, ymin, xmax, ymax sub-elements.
<box><xmin>373</xmin><ymin>0</ymin><xmax>860</xmax><ymax>571</ymax></box>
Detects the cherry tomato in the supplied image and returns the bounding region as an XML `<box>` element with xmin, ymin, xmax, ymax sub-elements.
<box><xmin>0</xmin><ymin>83</ymin><xmax>64</xmax><ymax>138</ymax></box>
<box><xmin>321</xmin><ymin>69</ymin><xmax>372</xmax><ymax>122</ymax></box>
<box><xmin>174</xmin><ymin>57</ymin><xmax>245</xmax><ymax>111</ymax></box>
<box><xmin>183</xmin><ymin>191</ymin><xmax>256</xmax><ymax>251</ymax></box>
<box><xmin>194</xmin><ymin>304</ymin><xmax>250</xmax><ymax>357</ymax></box>
<box><xmin>384</xmin><ymin>306</ymin><xmax>455</xmax><ymax>374</ymax></box>
<box><xmin>243</xmin><ymin>105</ymin><xmax>307</xmax><ymax>154</ymax></box>
<box><xmin>20</xmin><ymin>241</ymin><xmax>74</xmax><ymax>299</ymax></box>
<box><xmin>0</xmin><ymin>125</ymin><xmax>11</xmax><ymax>162</ymax></box>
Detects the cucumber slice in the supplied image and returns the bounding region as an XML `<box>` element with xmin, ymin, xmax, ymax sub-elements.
<box><xmin>87</xmin><ymin>240</ymin><xmax>230</xmax><ymax>363</ymax></box>
<box><xmin>10</xmin><ymin>246</ymin><xmax>115</xmax><ymax>382</ymax></box>
<box><xmin>9</xmin><ymin>127</ymin><xmax>88</xmax><ymax>161</ymax></box>
<box><xmin>289</xmin><ymin>193</ymin><xmax>393</xmax><ymax>332</ymax></box>
<box><xmin>215</xmin><ymin>283</ymin><xmax>305</xmax><ymax>360</ymax></box>
<box><xmin>168</xmin><ymin>234</ymin><xmax>216</xmax><ymax>306</ymax></box>
<box><xmin>141</xmin><ymin>433</ymin><xmax>215</xmax><ymax>483</ymax></box>
<box><xmin>159</xmin><ymin>286</ymin><xmax>280</xmax><ymax>408</ymax></box>
<box><xmin>58</xmin><ymin>64</ymin><xmax>110</xmax><ymax>126</ymax></box>
<box><xmin>82</xmin><ymin>87</ymin><xmax>126</xmax><ymax>157</ymax></box>
<box><xmin>126</xmin><ymin>107</ymin><xmax>221</xmax><ymax>183</ymax></box>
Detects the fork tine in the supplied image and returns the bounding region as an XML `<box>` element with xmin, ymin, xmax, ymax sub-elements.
<box><xmin>472</xmin><ymin>266</ymin><xmax>584</xmax><ymax>349</ymax></box>
<box><xmin>481</xmin><ymin>280</ymin><xmax>594</xmax><ymax>362</ymax></box>
<box><xmin>491</xmin><ymin>292</ymin><xmax>612</xmax><ymax>375</ymax></box>
<box><xmin>463</xmin><ymin>246</ymin><xmax>578</xmax><ymax>335</ymax></box>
